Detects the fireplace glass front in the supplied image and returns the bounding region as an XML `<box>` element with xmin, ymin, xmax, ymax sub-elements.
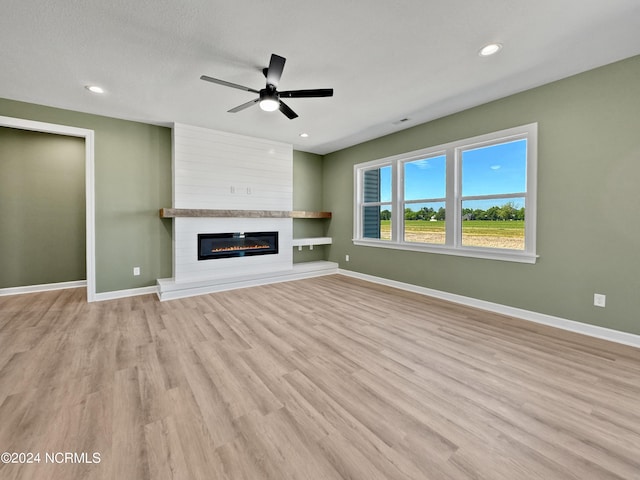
<box><xmin>197</xmin><ymin>231</ymin><xmax>279</xmax><ymax>260</ymax></box>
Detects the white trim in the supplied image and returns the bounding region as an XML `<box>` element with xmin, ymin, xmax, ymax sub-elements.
<box><xmin>338</xmin><ymin>269</ymin><xmax>640</xmax><ymax>349</ymax></box>
<box><xmin>352</xmin><ymin>239</ymin><xmax>538</xmax><ymax>264</ymax></box>
<box><xmin>93</xmin><ymin>286</ymin><xmax>158</xmax><ymax>302</ymax></box>
<box><xmin>0</xmin><ymin>280</ymin><xmax>87</xmax><ymax>296</ymax></box>
<box><xmin>0</xmin><ymin>116</ymin><xmax>96</xmax><ymax>302</ymax></box>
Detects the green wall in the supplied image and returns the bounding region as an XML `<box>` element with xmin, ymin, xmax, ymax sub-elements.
<box><xmin>293</xmin><ymin>150</ymin><xmax>327</xmax><ymax>263</ymax></box>
<box><xmin>323</xmin><ymin>55</ymin><xmax>640</xmax><ymax>336</ymax></box>
<box><xmin>0</xmin><ymin>127</ymin><xmax>85</xmax><ymax>288</ymax></box>
<box><xmin>0</xmin><ymin>98</ymin><xmax>173</xmax><ymax>293</ymax></box>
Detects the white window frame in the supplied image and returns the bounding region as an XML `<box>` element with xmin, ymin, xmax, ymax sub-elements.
<box><xmin>353</xmin><ymin>123</ymin><xmax>538</xmax><ymax>263</ymax></box>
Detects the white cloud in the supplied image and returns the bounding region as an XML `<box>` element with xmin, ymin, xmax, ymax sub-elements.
<box><xmin>412</xmin><ymin>159</ymin><xmax>432</xmax><ymax>169</ymax></box>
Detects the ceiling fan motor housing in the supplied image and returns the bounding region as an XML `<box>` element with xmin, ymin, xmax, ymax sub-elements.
<box><xmin>260</xmin><ymin>85</ymin><xmax>278</xmax><ymax>101</ymax></box>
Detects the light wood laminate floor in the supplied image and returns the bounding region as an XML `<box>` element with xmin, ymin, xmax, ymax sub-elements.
<box><xmin>1</xmin><ymin>275</ymin><xmax>639</xmax><ymax>480</ymax></box>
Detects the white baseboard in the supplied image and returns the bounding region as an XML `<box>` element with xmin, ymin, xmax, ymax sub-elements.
<box><xmin>0</xmin><ymin>280</ymin><xmax>87</xmax><ymax>296</ymax></box>
<box><xmin>338</xmin><ymin>269</ymin><xmax>640</xmax><ymax>349</ymax></box>
<box><xmin>93</xmin><ymin>286</ymin><xmax>158</xmax><ymax>302</ymax></box>
<box><xmin>157</xmin><ymin>261</ymin><xmax>339</xmax><ymax>301</ymax></box>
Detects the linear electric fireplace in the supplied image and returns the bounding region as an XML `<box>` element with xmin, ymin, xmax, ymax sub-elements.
<box><xmin>198</xmin><ymin>231</ymin><xmax>279</xmax><ymax>260</ymax></box>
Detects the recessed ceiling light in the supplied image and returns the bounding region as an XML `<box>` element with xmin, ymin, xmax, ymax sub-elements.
<box><xmin>299</xmin><ymin>133</ymin><xmax>309</xmax><ymax>138</ymax></box>
<box><xmin>85</xmin><ymin>85</ymin><xmax>105</xmax><ymax>94</ymax></box>
<box><xmin>479</xmin><ymin>43</ymin><xmax>502</xmax><ymax>57</ymax></box>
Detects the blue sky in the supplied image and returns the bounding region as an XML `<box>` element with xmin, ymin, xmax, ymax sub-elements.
<box><xmin>461</xmin><ymin>139</ymin><xmax>526</xmax><ymax>197</ymax></box>
<box><xmin>404</xmin><ymin>155</ymin><xmax>446</xmax><ymax>200</ymax></box>
<box><xmin>378</xmin><ymin>139</ymin><xmax>527</xmax><ymax>211</ymax></box>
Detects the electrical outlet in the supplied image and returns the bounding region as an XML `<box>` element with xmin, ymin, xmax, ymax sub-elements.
<box><xmin>133</xmin><ymin>267</ymin><xmax>141</xmax><ymax>276</ymax></box>
<box><xmin>345</xmin><ymin>254</ymin><xmax>350</xmax><ymax>262</ymax></box>
<box><xmin>593</xmin><ymin>293</ymin><xmax>606</xmax><ymax>308</ymax></box>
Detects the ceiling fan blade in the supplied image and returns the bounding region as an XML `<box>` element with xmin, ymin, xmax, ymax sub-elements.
<box><xmin>279</xmin><ymin>100</ymin><xmax>298</xmax><ymax>119</ymax></box>
<box><xmin>200</xmin><ymin>75</ymin><xmax>259</xmax><ymax>93</ymax></box>
<box><xmin>266</xmin><ymin>54</ymin><xmax>286</xmax><ymax>88</ymax></box>
<box><xmin>228</xmin><ymin>98</ymin><xmax>260</xmax><ymax>113</ymax></box>
<box><xmin>279</xmin><ymin>88</ymin><xmax>334</xmax><ymax>98</ymax></box>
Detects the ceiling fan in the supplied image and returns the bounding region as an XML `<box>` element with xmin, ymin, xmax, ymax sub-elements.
<box><xmin>200</xmin><ymin>53</ymin><xmax>333</xmax><ymax>119</ymax></box>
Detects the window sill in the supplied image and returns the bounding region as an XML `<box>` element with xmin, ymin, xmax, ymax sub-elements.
<box><xmin>352</xmin><ymin>239</ymin><xmax>538</xmax><ymax>264</ymax></box>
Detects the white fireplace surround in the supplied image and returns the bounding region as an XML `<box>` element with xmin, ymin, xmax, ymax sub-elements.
<box><xmin>174</xmin><ymin>216</ymin><xmax>293</xmax><ymax>282</ymax></box>
<box><xmin>157</xmin><ymin>123</ymin><xmax>337</xmax><ymax>300</ymax></box>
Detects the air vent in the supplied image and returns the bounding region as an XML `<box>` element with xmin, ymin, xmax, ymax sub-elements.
<box><xmin>392</xmin><ymin>118</ymin><xmax>410</xmax><ymax>125</ymax></box>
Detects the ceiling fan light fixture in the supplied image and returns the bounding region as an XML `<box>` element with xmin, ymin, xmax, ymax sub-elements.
<box><xmin>259</xmin><ymin>89</ymin><xmax>279</xmax><ymax>111</ymax></box>
<box><xmin>259</xmin><ymin>98</ymin><xmax>279</xmax><ymax>112</ymax></box>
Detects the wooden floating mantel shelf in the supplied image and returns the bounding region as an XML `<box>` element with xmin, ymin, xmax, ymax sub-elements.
<box><xmin>159</xmin><ymin>208</ymin><xmax>331</xmax><ymax>219</ymax></box>
<box><xmin>290</xmin><ymin>211</ymin><xmax>332</xmax><ymax>219</ymax></box>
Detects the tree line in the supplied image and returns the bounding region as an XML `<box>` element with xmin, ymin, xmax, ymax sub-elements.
<box><xmin>381</xmin><ymin>202</ymin><xmax>525</xmax><ymax>221</ymax></box>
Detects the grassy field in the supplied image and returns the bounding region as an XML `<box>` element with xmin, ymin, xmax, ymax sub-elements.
<box><xmin>380</xmin><ymin>220</ymin><xmax>525</xmax><ymax>249</ymax></box>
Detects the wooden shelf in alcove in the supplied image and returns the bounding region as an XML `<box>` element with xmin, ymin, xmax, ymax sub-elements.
<box><xmin>159</xmin><ymin>208</ymin><xmax>331</xmax><ymax>219</ymax></box>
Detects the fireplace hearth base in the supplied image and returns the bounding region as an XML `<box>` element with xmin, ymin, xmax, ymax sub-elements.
<box><xmin>157</xmin><ymin>261</ymin><xmax>339</xmax><ymax>301</ymax></box>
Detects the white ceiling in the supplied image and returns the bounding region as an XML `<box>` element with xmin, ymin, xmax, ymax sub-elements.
<box><xmin>2</xmin><ymin>0</ymin><xmax>639</xmax><ymax>155</ymax></box>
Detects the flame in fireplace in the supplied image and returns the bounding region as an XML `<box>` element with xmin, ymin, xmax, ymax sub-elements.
<box><xmin>198</xmin><ymin>232</ymin><xmax>278</xmax><ymax>261</ymax></box>
<box><xmin>212</xmin><ymin>244</ymin><xmax>269</xmax><ymax>253</ymax></box>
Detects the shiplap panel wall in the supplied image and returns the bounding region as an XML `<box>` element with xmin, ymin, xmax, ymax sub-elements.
<box><xmin>172</xmin><ymin>124</ymin><xmax>293</xmax><ymax>282</ymax></box>
<box><xmin>173</xmin><ymin>123</ymin><xmax>292</xmax><ymax>210</ymax></box>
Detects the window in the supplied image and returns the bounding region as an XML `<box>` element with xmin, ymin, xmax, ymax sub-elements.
<box><xmin>403</xmin><ymin>154</ymin><xmax>446</xmax><ymax>245</ymax></box>
<box><xmin>460</xmin><ymin>139</ymin><xmax>527</xmax><ymax>250</ymax></box>
<box><xmin>354</xmin><ymin>124</ymin><xmax>537</xmax><ymax>263</ymax></box>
